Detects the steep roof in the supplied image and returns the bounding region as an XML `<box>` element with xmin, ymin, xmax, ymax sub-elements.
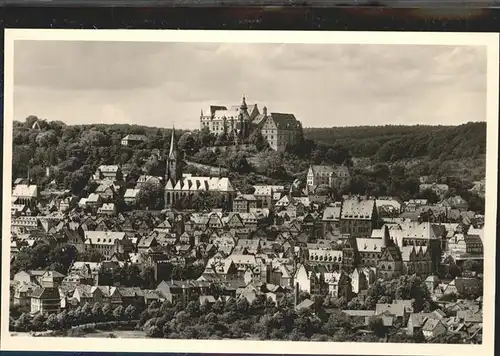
<box><xmin>322</xmin><ymin>206</ymin><xmax>341</xmax><ymax>221</ymax></box>
<box><xmin>356</xmin><ymin>238</ymin><xmax>384</xmax><ymax>253</ymax></box>
<box><xmin>341</xmin><ymin>199</ymin><xmax>375</xmax><ymax>220</ymax></box>
<box><xmin>268</xmin><ymin>113</ymin><xmax>301</xmax><ymax>130</ymax></box>
<box><xmin>12</xmin><ymin>184</ymin><xmax>38</xmax><ymax>198</ymax></box>
<box><xmin>84</xmin><ymin>231</ymin><xmax>125</xmax><ymax>245</ymax></box>
<box><xmin>122</xmin><ymin>134</ymin><xmax>147</xmax><ymax>141</ymax></box>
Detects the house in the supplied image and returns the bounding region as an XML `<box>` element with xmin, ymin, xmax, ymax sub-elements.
<box><xmin>340</xmin><ymin>198</ymin><xmax>378</xmax><ymax>239</ymax></box>
<box><xmin>12</xmin><ymin>282</ymin><xmax>37</xmax><ymax>307</ymax></box>
<box><xmin>124</xmin><ymin>189</ymin><xmax>140</xmax><ymax>206</ymax></box>
<box><xmin>30</xmin><ymin>287</ymin><xmax>61</xmax><ymax>314</ymax></box>
<box><xmin>375</xmin><ymin>302</ymin><xmax>408</xmax><ymax>324</ymax></box>
<box><xmin>95</xmin><ymin>182</ymin><xmax>116</xmax><ymax>201</ymax></box>
<box><xmin>202</xmin><ymin>256</ymin><xmax>238</xmax><ymax>281</ymax></box>
<box><xmin>97</xmin><ymin>203</ymin><xmax>116</xmax><ymax>216</ymax></box>
<box><xmin>233</xmin><ymin>194</ymin><xmax>259</xmax><ymax>214</ymax></box>
<box><xmin>83</xmin><ymin>231</ymin><xmax>130</xmax><ymax>259</ymax></box>
<box><xmin>376</xmin><ymin>199</ymin><xmax>402</xmax><ymax>218</ymax></box>
<box><xmin>71</xmin><ymin>284</ymin><xmax>105</xmax><ymax>306</ymax></box>
<box><xmin>94</xmin><ymin>165</ymin><xmax>122</xmax><ymax>181</ymax></box>
<box><xmin>156</xmin><ymin>280</ymin><xmax>211</xmax><ymax>305</ymax></box>
<box><xmin>39</xmin><ymin>270</ymin><xmax>65</xmax><ymax>288</ymax></box>
<box><xmin>252</xmin><ymin>186</ymin><xmax>274</xmax><ymax>209</ymax></box>
<box><xmin>322</xmin><ymin>205</ymin><xmax>342</xmax><ymax>237</ymax></box>
<box><xmin>121</xmin><ymin>134</ymin><xmax>148</xmax><ymax>147</ymax></box>
<box><xmin>350</xmin><ymin>268</ymin><xmax>369</xmax><ymax>294</ymax></box>
<box><xmin>419</xmin><ymin>183</ymin><xmax>449</xmax><ymax>198</ymax></box>
<box><xmin>14</xmin><ymin>270</ymin><xmax>39</xmax><ymax>285</ymax></box>
<box><xmin>143</xmin><ymin>290</ymin><xmax>162</xmax><ymax>306</ymax></box>
<box><xmin>137</xmin><ymin>235</ymin><xmax>158</xmax><ymax>253</ymax></box>
<box><xmin>12</xmin><ymin>184</ymin><xmax>38</xmax><ymax>206</ymax></box>
<box><xmin>324</xmin><ymin>271</ymin><xmax>353</xmax><ymax>300</ymax></box>
<box><xmin>199</xmin><ymin>295</ymin><xmax>217</xmax><ymax>305</ymax></box>
<box><xmin>306</xmin><ymin>165</ymin><xmax>350</xmax><ymax>190</ymax></box>
<box><xmin>136</xmin><ymin>175</ymin><xmax>162</xmax><ymax>190</ymax></box>
<box><xmin>424</xmin><ymin>275</ymin><xmax>440</xmax><ymax>295</ymax></box>
<box><xmin>294</xmin><ymin>264</ymin><xmax>326</xmax><ymax>295</ymax></box>
<box><xmin>97</xmin><ymin>286</ymin><xmax>123</xmax><ymax>306</ymax></box>
<box><xmin>86</xmin><ymin>193</ymin><xmax>103</xmax><ymax>208</ymax></box>
<box><xmin>422</xmin><ymin>318</ymin><xmax>447</xmax><ymax>339</ymax></box>
<box><xmin>118</xmin><ymin>287</ymin><xmax>145</xmax><ymax>307</ymax></box>
<box><xmin>443</xmin><ymin>278</ymin><xmax>482</xmax><ymax>298</ymax></box>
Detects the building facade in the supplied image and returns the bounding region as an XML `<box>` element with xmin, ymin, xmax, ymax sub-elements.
<box><xmin>164</xmin><ymin>128</ymin><xmax>237</xmax><ymax>209</ymax></box>
<box><xmin>200</xmin><ymin>97</ymin><xmax>258</xmax><ymax>139</ymax></box>
<box><xmin>307</xmin><ymin>165</ymin><xmax>351</xmax><ymax>190</ymax></box>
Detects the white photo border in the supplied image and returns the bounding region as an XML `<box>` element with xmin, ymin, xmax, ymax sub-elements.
<box><xmin>1</xmin><ymin>29</ymin><xmax>498</xmax><ymax>355</ymax></box>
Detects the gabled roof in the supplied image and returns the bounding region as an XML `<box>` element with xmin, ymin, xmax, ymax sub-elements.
<box><xmin>122</xmin><ymin>134</ymin><xmax>147</xmax><ymax>141</ymax></box>
<box><xmin>341</xmin><ymin>199</ymin><xmax>375</xmax><ymax>220</ymax></box>
<box><xmin>295</xmin><ymin>298</ymin><xmax>315</xmax><ymax>311</ymax></box>
<box><xmin>13</xmin><ymin>184</ymin><xmax>38</xmax><ymax>198</ymax></box>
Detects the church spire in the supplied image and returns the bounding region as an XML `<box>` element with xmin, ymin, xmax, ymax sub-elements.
<box><xmin>169</xmin><ymin>126</ymin><xmax>178</xmax><ymax>160</ymax></box>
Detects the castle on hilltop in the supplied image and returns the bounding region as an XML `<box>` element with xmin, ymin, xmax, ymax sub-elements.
<box><xmin>200</xmin><ymin>96</ymin><xmax>303</xmax><ymax>152</ymax></box>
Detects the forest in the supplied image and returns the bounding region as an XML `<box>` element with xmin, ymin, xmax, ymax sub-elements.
<box><xmin>304</xmin><ymin>122</ymin><xmax>486</xmax><ymax>162</ymax></box>
<box><xmin>12</xmin><ymin>116</ymin><xmax>485</xmax><ymax>213</ymax></box>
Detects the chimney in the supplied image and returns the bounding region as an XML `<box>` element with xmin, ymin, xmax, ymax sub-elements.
<box><xmin>263</xmin><ymin>106</ymin><xmax>268</xmax><ymax>116</ymax></box>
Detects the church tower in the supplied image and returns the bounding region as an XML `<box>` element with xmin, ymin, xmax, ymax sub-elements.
<box><xmin>166</xmin><ymin>127</ymin><xmax>182</xmax><ymax>183</ymax></box>
<box><xmin>237</xmin><ymin>95</ymin><xmax>250</xmax><ymax>138</ymax></box>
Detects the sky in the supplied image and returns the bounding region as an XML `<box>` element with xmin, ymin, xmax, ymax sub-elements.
<box><xmin>13</xmin><ymin>40</ymin><xmax>487</xmax><ymax>129</ymax></box>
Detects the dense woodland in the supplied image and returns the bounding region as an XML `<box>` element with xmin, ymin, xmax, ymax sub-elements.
<box><xmin>304</xmin><ymin>123</ymin><xmax>486</xmax><ymax>162</ymax></box>
<box><xmin>12</xmin><ymin>117</ymin><xmax>485</xmax><ymax>213</ymax></box>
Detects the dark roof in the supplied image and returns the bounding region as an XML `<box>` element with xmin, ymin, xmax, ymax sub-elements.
<box><xmin>31</xmin><ymin>287</ymin><xmax>60</xmax><ymax>299</ymax></box>
<box><xmin>269</xmin><ymin>113</ymin><xmax>301</xmax><ymax>130</ymax></box>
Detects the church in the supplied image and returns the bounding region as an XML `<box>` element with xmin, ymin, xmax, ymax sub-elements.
<box><xmin>164</xmin><ymin>128</ymin><xmax>237</xmax><ymax>209</ymax></box>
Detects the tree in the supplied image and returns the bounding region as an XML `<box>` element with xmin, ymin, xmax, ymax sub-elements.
<box><xmin>178</xmin><ymin>132</ymin><xmax>198</xmax><ymax>156</ymax></box>
<box><xmin>113</xmin><ymin>305</ymin><xmax>124</xmax><ymax>321</ymax></box>
<box><xmin>368</xmin><ymin>316</ymin><xmax>385</xmax><ymax>338</ymax></box>
<box><xmin>15</xmin><ymin>313</ymin><xmax>32</xmax><ymax>332</ymax></box>
<box><xmin>124</xmin><ymin>304</ymin><xmax>137</xmax><ymax>320</ymax></box>
<box><xmin>92</xmin><ymin>302</ymin><xmax>103</xmax><ymax>322</ymax></box>
<box><xmin>136</xmin><ymin>180</ymin><xmax>164</xmax><ymax>210</ymax></box>
<box><xmin>314</xmin><ymin>184</ymin><xmax>333</xmax><ymax>197</ymax></box>
<box><xmin>226</xmin><ymin>151</ymin><xmax>250</xmax><ymax>173</ymax></box>
<box><xmin>80</xmin><ymin>302</ymin><xmax>93</xmax><ymax>323</ymax></box>
<box><xmin>32</xmin><ymin>313</ymin><xmax>46</xmax><ymax>331</ymax></box>
<box><xmin>45</xmin><ymin>313</ymin><xmax>59</xmax><ymax>330</ymax></box>
<box><xmin>102</xmin><ymin>303</ymin><xmax>113</xmax><ymax>320</ymax></box>
<box><xmin>249</xmin><ymin>130</ymin><xmax>267</xmax><ymax>151</ymax></box>
<box><xmin>78</xmin><ymin>248</ymin><xmax>104</xmax><ymax>263</ymax></box>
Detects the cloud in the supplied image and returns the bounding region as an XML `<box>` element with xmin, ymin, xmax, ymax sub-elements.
<box><xmin>12</xmin><ymin>40</ymin><xmax>487</xmax><ymax>129</ymax></box>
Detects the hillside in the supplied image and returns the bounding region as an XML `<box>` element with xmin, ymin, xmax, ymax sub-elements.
<box><xmin>304</xmin><ymin>122</ymin><xmax>486</xmax><ymax>162</ymax></box>
<box><xmin>11</xmin><ymin>116</ymin><xmax>486</xmax><ymax>209</ymax></box>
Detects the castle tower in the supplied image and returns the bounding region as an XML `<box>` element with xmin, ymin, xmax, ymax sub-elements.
<box><xmin>237</xmin><ymin>95</ymin><xmax>250</xmax><ymax>138</ymax></box>
<box><xmin>166</xmin><ymin>126</ymin><xmax>182</xmax><ymax>183</ymax></box>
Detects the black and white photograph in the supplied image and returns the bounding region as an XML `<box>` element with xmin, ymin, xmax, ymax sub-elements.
<box><xmin>1</xmin><ymin>30</ymin><xmax>498</xmax><ymax>355</ymax></box>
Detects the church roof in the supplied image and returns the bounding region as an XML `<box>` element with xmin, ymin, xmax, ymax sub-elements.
<box><xmin>167</xmin><ymin>176</ymin><xmax>235</xmax><ymax>193</ymax></box>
